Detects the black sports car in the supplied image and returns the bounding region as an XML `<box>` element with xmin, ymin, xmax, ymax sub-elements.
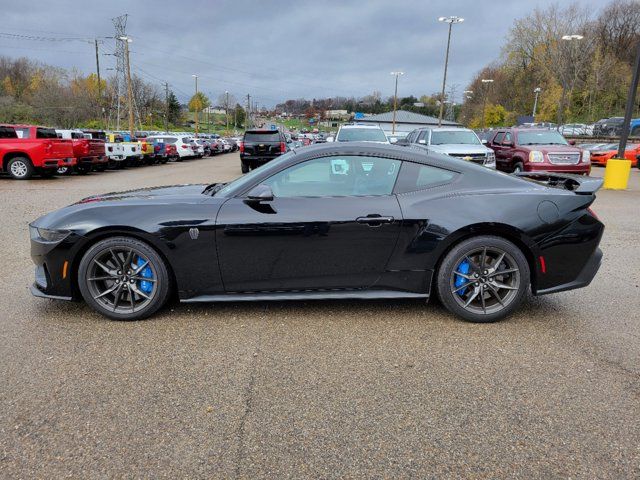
<box><xmin>29</xmin><ymin>142</ymin><xmax>604</xmax><ymax>323</ymax></box>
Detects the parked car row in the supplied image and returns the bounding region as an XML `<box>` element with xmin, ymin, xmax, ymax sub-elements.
<box><xmin>0</xmin><ymin>124</ymin><xmax>235</xmax><ymax>180</ymax></box>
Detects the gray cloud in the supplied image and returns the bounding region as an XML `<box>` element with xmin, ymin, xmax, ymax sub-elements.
<box><xmin>1</xmin><ymin>0</ymin><xmax>604</xmax><ymax>106</ymax></box>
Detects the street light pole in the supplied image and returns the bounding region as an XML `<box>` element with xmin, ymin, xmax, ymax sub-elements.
<box><xmin>480</xmin><ymin>79</ymin><xmax>494</xmax><ymax>129</ymax></box>
<box><xmin>532</xmin><ymin>87</ymin><xmax>541</xmax><ymax>120</ymax></box>
<box><xmin>437</xmin><ymin>16</ymin><xmax>464</xmax><ymax>127</ymax></box>
<box><xmin>225</xmin><ymin>91</ymin><xmax>229</xmax><ymax>132</ymax></box>
<box><xmin>617</xmin><ymin>41</ymin><xmax>640</xmax><ymax>159</ymax></box>
<box><xmin>192</xmin><ymin>74</ymin><xmax>198</xmax><ymax>137</ymax></box>
<box><xmin>390</xmin><ymin>71</ymin><xmax>404</xmax><ymax>134</ymax></box>
<box><xmin>558</xmin><ymin>34</ymin><xmax>583</xmax><ymax>125</ymax></box>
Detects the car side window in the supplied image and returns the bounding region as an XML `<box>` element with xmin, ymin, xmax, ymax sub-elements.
<box><xmin>417</xmin><ymin>130</ymin><xmax>428</xmax><ymax>143</ymax></box>
<box><xmin>493</xmin><ymin>132</ymin><xmax>505</xmax><ymax>145</ymax></box>
<box><xmin>262</xmin><ymin>155</ymin><xmax>401</xmax><ymax>198</ymax></box>
<box><xmin>394</xmin><ymin>161</ymin><xmax>457</xmax><ymax>194</ymax></box>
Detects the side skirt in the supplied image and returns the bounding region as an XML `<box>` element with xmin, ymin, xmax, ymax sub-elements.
<box><xmin>181</xmin><ymin>290</ymin><xmax>429</xmax><ymax>303</ymax></box>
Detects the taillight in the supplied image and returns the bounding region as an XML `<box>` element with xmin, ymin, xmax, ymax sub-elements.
<box><xmin>587</xmin><ymin>207</ymin><xmax>599</xmax><ymax>220</ymax></box>
<box><xmin>280</xmin><ymin>141</ymin><xmax>286</xmax><ymax>153</ymax></box>
<box><xmin>181</xmin><ymin>145</ymin><xmax>189</xmax><ymax>149</ymax></box>
<box><xmin>239</xmin><ymin>142</ymin><xmax>244</xmax><ymax>153</ymax></box>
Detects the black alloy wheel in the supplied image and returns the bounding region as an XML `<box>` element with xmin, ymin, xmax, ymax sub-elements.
<box><xmin>78</xmin><ymin>237</ymin><xmax>170</xmax><ymax>320</ymax></box>
<box><xmin>437</xmin><ymin>236</ymin><xmax>529</xmax><ymax>323</ymax></box>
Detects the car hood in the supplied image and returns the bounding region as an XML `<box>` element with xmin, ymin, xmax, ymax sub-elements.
<box><xmin>429</xmin><ymin>144</ymin><xmax>490</xmax><ymax>155</ymax></box>
<box><xmin>31</xmin><ymin>184</ymin><xmax>216</xmax><ymax>230</ymax></box>
<box><xmin>75</xmin><ymin>184</ymin><xmax>209</xmax><ymax>204</ymax></box>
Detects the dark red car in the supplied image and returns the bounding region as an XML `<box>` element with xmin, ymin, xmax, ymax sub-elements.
<box><xmin>487</xmin><ymin>128</ymin><xmax>590</xmax><ymax>175</ymax></box>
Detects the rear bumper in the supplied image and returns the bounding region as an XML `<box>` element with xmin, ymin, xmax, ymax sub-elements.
<box><xmin>240</xmin><ymin>154</ymin><xmax>282</xmax><ymax>163</ymax></box>
<box><xmin>536</xmin><ymin>248</ymin><xmax>602</xmax><ymax>295</ymax></box>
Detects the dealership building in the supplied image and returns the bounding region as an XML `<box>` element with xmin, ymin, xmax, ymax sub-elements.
<box><xmin>354</xmin><ymin>110</ymin><xmax>461</xmax><ymax>134</ymax></box>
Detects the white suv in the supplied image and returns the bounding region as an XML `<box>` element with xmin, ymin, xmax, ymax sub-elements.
<box><xmin>329</xmin><ymin>124</ymin><xmax>389</xmax><ymax>144</ymax></box>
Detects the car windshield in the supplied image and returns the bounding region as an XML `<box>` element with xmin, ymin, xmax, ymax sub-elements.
<box><xmin>518</xmin><ymin>131</ymin><xmax>568</xmax><ymax>145</ymax></box>
<box><xmin>431</xmin><ymin>130</ymin><xmax>481</xmax><ymax>145</ymax></box>
<box><xmin>211</xmin><ymin>151</ymin><xmax>297</xmax><ymax>197</ymax></box>
<box><xmin>337</xmin><ymin>128</ymin><xmax>387</xmax><ymax>142</ymax></box>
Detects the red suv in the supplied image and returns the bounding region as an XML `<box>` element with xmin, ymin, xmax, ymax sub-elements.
<box><xmin>487</xmin><ymin>128</ymin><xmax>590</xmax><ymax>175</ymax></box>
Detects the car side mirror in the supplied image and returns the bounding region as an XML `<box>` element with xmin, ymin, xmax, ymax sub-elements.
<box><xmin>326</xmin><ymin>136</ymin><xmax>334</xmax><ymax>142</ymax></box>
<box><xmin>481</xmin><ymin>139</ymin><xmax>488</xmax><ymax>144</ymax></box>
<box><xmin>418</xmin><ymin>139</ymin><xmax>426</xmax><ymax>144</ymax></box>
<box><xmin>389</xmin><ymin>137</ymin><xmax>398</xmax><ymax>144</ymax></box>
<box><xmin>395</xmin><ymin>138</ymin><xmax>408</xmax><ymax>146</ymax></box>
<box><xmin>568</xmin><ymin>140</ymin><xmax>576</xmax><ymax>145</ymax></box>
<box><xmin>246</xmin><ymin>184</ymin><xmax>274</xmax><ymax>202</ymax></box>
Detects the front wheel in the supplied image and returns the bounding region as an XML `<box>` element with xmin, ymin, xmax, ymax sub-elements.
<box><xmin>78</xmin><ymin>236</ymin><xmax>171</xmax><ymax>321</ymax></box>
<box><xmin>512</xmin><ymin>162</ymin><xmax>524</xmax><ymax>173</ymax></box>
<box><xmin>436</xmin><ymin>236</ymin><xmax>530</xmax><ymax>323</ymax></box>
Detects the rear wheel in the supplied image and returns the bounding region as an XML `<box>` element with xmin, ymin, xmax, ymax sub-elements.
<box><xmin>78</xmin><ymin>237</ymin><xmax>171</xmax><ymax>321</ymax></box>
<box><xmin>436</xmin><ymin>236</ymin><xmax>530</xmax><ymax>323</ymax></box>
<box><xmin>241</xmin><ymin>161</ymin><xmax>249</xmax><ymax>173</ymax></box>
<box><xmin>7</xmin><ymin>157</ymin><xmax>34</xmax><ymax>180</ymax></box>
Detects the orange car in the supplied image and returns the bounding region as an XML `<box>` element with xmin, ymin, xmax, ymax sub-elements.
<box><xmin>589</xmin><ymin>143</ymin><xmax>640</xmax><ymax>166</ymax></box>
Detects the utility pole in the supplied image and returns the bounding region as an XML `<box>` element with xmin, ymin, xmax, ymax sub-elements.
<box><xmin>94</xmin><ymin>38</ymin><xmax>103</xmax><ymax>126</ymax></box>
<box><xmin>164</xmin><ymin>82</ymin><xmax>169</xmax><ymax>133</ymax></box>
<box><xmin>225</xmin><ymin>91</ymin><xmax>229</xmax><ymax>132</ymax></box>
<box><xmin>192</xmin><ymin>74</ymin><xmax>199</xmax><ymax>137</ymax></box>
<box><xmin>120</xmin><ymin>36</ymin><xmax>135</xmax><ymax>139</ymax></box>
<box><xmin>390</xmin><ymin>71</ymin><xmax>404</xmax><ymax>134</ymax></box>
<box><xmin>246</xmin><ymin>94</ymin><xmax>251</xmax><ymax>129</ymax></box>
<box><xmin>437</xmin><ymin>16</ymin><xmax>464</xmax><ymax>126</ymax></box>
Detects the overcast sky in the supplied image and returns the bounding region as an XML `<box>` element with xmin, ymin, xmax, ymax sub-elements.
<box><xmin>1</xmin><ymin>0</ymin><xmax>604</xmax><ymax>106</ymax></box>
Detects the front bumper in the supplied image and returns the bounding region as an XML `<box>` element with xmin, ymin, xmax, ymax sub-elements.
<box><xmin>527</xmin><ymin>163</ymin><xmax>591</xmax><ymax>174</ymax></box>
<box><xmin>536</xmin><ymin>248</ymin><xmax>602</xmax><ymax>295</ymax></box>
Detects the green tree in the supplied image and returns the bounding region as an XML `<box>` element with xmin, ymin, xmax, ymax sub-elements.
<box><xmin>166</xmin><ymin>91</ymin><xmax>181</xmax><ymax>125</ymax></box>
<box><xmin>188</xmin><ymin>91</ymin><xmax>210</xmax><ymax>114</ymax></box>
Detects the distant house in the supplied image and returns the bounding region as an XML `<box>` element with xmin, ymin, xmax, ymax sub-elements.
<box><xmin>325</xmin><ymin>109</ymin><xmax>350</xmax><ymax>120</ymax></box>
<box><xmin>204</xmin><ymin>107</ymin><xmax>226</xmax><ymax>114</ymax></box>
<box><xmin>353</xmin><ymin>110</ymin><xmax>460</xmax><ymax>134</ymax></box>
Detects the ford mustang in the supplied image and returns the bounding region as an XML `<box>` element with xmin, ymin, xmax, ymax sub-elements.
<box><xmin>29</xmin><ymin>142</ymin><xmax>604</xmax><ymax>323</ymax></box>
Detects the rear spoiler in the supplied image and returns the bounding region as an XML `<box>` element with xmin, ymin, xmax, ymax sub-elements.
<box><xmin>515</xmin><ymin>172</ymin><xmax>603</xmax><ymax>194</ymax></box>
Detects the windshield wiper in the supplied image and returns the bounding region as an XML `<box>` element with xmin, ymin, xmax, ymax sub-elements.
<box><xmin>202</xmin><ymin>183</ymin><xmax>226</xmax><ymax>196</ymax></box>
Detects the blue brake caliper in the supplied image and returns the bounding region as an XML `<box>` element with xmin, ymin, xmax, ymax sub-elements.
<box><xmin>135</xmin><ymin>256</ymin><xmax>153</xmax><ymax>294</ymax></box>
<box><xmin>454</xmin><ymin>260</ymin><xmax>471</xmax><ymax>296</ymax></box>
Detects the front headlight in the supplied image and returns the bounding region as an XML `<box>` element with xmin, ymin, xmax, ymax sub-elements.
<box><xmin>30</xmin><ymin>226</ymin><xmax>70</xmax><ymax>242</ymax></box>
<box><xmin>529</xmin><ymin>150</ymin><xmax>544</xmax><ymax>163</ymax></box>
<box><xmin>485</xmin><ymin>151</ymin><xmax>496</xmax><ymax>168</ymax></box>
<box><xmin>582</xmin><ymin>149</ymin><xmax>591</xmax><ymax>163</ymax></box>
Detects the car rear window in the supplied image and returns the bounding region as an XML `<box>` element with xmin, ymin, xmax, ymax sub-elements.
<box><xmin>337</xmin><ymin>128</ymin><xmax>388</xmax><ymax>143</ymax></box>
<box><xmin>0</xmin><ymin>126</ymin><xmax>17</xmax><ymax>138</ymax></box>
<box><xmin>395</xmin><ymin>161</ymin><xmax>457</xmax><ymax>193</ymax></box>
<box><xmin>244</xmin><ymin>131</ymin><xmax>281</xmax><ymax>142</ymax></box>
<box><xmin>71</xmin><ymin>132</ymin><xmax>84</xmax><ymax>139</ymax></box>
<box><xmin>36</xmin><ymin>128</ymin><xmax>58</xmax><ymax>139</ymax></box>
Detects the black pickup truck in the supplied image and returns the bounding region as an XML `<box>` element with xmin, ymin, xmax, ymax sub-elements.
<box><xmin>240</xmin><ymin>129</ymin><xmax>287</xmax><ymax>173</ymax></box>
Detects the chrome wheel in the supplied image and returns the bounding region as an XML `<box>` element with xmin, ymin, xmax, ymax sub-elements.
<box><xmin>450</xmin><ymin>246</ymin><xmax>521</xmax><ymax>316</ymax></box>
<box><xmin>10</xmin><ymin>160</ymin><xmax>28</xmax><ymax>178</ymax></box>
<box><xmin>85</xmin><ymin>246</ymin><xmax>158</xmax><ymax>314</ymax></box>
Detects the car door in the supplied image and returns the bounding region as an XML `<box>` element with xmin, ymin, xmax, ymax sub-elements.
<box><xmin>215</xmin><ymin>154</ymin><xmax>403</xmax><ymax>292</ymax></box>
<box><xmin>501</xmin><ymin>131</ymin><xmax>515</xmax><ymax>168</ymax></box>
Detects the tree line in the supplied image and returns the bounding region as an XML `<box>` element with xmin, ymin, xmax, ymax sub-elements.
<box><xmin>461</xmin><ymin>0</ymin><xmax>640</xmax><ymax>128</ymax></box>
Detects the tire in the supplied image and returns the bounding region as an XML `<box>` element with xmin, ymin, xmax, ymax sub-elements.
<box><xmin>241</xmin><ymin>161</ymin><xmax>249</xmax><ymax>173</ymax></box>
<box><xmin>436</xmin><ymin>235</ymin><xmax>530</xmax><ymax>323</ymax></box>
<box><xmin>7</xmin><ymin>157</ymin><xmax>34</xmax><ymax>180</ymax></box>
<box><xmin>512</xmin><ymin>161</ymin><xmax>524</xmax><ymax>173</ymax></box>
<box><xmin>77</xmin><ymin>236</ymin><xmax>171</xmax><ymax>321</ymax></box>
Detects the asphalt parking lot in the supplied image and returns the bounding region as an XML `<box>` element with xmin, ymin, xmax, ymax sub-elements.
<box><xmin>1</xmin><ymin>156</ymin><xmax>639</xmax><ymax>478</ymax></box>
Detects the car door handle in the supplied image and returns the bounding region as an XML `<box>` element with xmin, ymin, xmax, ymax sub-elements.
<box><xmin>356</xmin><ymin>215</ymin><xmax>394</xmax><ymax>226</ymax></box>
